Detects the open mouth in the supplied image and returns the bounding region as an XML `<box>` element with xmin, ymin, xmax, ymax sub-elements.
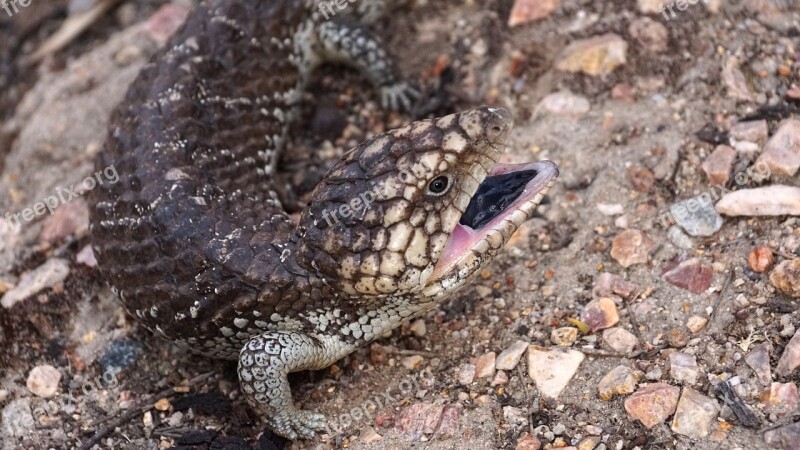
<box><xmin>429</xmin><ymin>160</ymin><xmax>559</xmax><ymax>284</ymax></box>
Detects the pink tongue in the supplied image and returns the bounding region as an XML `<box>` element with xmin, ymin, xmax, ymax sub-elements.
<box><xmin>430</xmin><ymin>223</ymin><xmax>475</xmax><ymax>281</ymax></box>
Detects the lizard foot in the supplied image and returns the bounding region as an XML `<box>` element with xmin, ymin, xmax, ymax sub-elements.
<box><xmin>267</xmin><ymin>407</ymin><xmax>327</xmax><ymax>440</ymax></box>
<box><xmin>381</xmin><ymin>81</ymin><xmax>421</xmax><ymax>112</ymax></box>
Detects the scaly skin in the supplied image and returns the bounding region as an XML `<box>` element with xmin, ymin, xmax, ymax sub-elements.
<box><xmin>89</xmin><ymin>0</ymin><xmax>558</xmax><ymax>440</ymax></box>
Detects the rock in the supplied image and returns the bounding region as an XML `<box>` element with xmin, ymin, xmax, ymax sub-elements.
<box><xmin>503</xmin><ymin>406</ymin><xmax>529</xmax><ymax>430</ymax></box>
<box><xmin>491</xmin><ymin>370</ymin><xmax>509</xmax><ymax>386</ymax></box>
<box><xmin>436</xmin><ymin>404</ymin><xmax>462</xmax><ymax>437</ymax></box>
<box><xmin>760</xmin><ymin>382</ymin><xmax>799</xmax><ymax>417</ymax></box>
<box><xmin>395</xmin><ymin>402</ymin><xmax>445</xmax><ymax>437</ymax></box>
<box><xmin>730</xmin><ymin>120</ymin><xmax>768</xmax><ymax>145</ymax></box>
<box><xmin>593</xmin><ymin>272</ymin><xmax>637</xmax><ymax>298</ymax></box>
<box><xmin>627</xmin><ymin>164</ymin><xmax>655</xmax><ymax>192</ymax></box>
<box><xmin>515</xmin><ymin>435</ymin><xmax>542</xmax><ymax>450</ymax></box>
<box><xmin>603</xmin><ymin>327</ymin><xmax>639</xmax><ymax>354</ymax></box>
<box><xmin>771</xmin><ymin>259</ymin><xmax>800</xmax><ymax>297</ymax></box>
<box><xmin>628</xmin><ymin>17</ymin><xmax>668</xmax><ymax>53</ymax></box>
<box><xmin>722</xmin><ymin>58</ymin><xmax>753</xmax><ymax>102</ymax></box>
<box><xmin>527</xmin><ymin>346</ymin><xmax>584</xmax><ymax>399</ymax></box>
<box><xmin>662</xmin><ymin>257</ymin><xmax>713</xmax><ymax>293</ymax></box>
<box><xmin>667</xmin><ymin>226</ymin><xmax>695</xmax><ymax>249</ymax></box>
<box><xmin>360</xmin><ymin>427</ymin><xmax>383</xmax><ymax>443</ymax></box>
<box><xmin>748</xmin><ymin>246</ymin><xmax>774</xmax><ymax>273</ymax></box>
<box><xmin>764</xmin><ymin>421</ymin><xmax>800</xmax><ymax>450</ymax></box>
<box><xmin>776</xmin><ymin>329</ymin><xmax>800</xmax><ymax>376</ymax></box>
<box><xmin>146</xmin><ymin>3</ymin><xmax>190</xmax><ymax>45</ymax></box>
<box><xmin>686</xmin><ymin>316</ymin><xmax>708</xmax><ymax>333</ymax></box>
<box><xmin>556</xmin><ymin>33</ymin><xmax>628</xmax><ymax>76</ymax></box>
<box><xmin>403</xmin><ymin>355</ymin><xmax>425</xmax><ymax>370</ymax></box>
<box><xmin>671</xmin><ymin>387</ymin><xmax>720</xmax><ymax>438</ymax></box>
<box><xmin>76</xmin><ymin>244</ymin><xmax>97</xmax><ymax>267</ymax></box>
<box><xmin>154</xmin><ymin>398</ymin><xmax>171</xmax><ymax>411</ymax></box>
<box><xmin>1</xmin><ymin>258</ymin><xmax>70</xmax><ymax>308</ymax></box>
<box><xmin>551</xmin><ymin>327</ymin><xmax>578</xmax><ymax>346</ymax></box>
<box><xmin>577</xmin><ymin>436</ymin><xmax>601</xmax><ymax>450</ymax></box>
<box><xmin>496</xmin><ymin>340</ymin><xmax>529</xmax><ymax>370</ymax></box>
<box><xmin>624</xmin><ymin>383</ymin><xmax>680</xmax><ymax>428</ymax></box>
<box><xmin>745</xmin><ymin>342</ymin><xmax>772</xmax><ymax>384</ymax></box>
<box><xmin>669</xmin><ymin>352</ymin><xmax>699</xmax><ymax>385</ymax></box>
<box><xmin>637</xmin><ymin>0</ymin><xmax>663</xmax><ymax>13</ymax></box>
<box><xmin>717</xmin><ymin>185</ymin><xmax>800</xmax><ymax>216</ymax></box>
<box><xmin>756</xmin><ymin>119</ymin><xmax>800</xmax><ymax>176</ymax></box>
<box><xmin>409</xmin><ymin>319</ymin><xmax>427</xmax><ymax>337</ymax></box>
<box><xmin>611</xmin><ymin>83</ymin><xmax>635</xmax><ymax>102</ymax></box>
<box><xmin>585</xmin><ymin>424</ymin><xmax>603</xmax><ymax>435</ymax></box>
<box><xmin>39</xmin><ymin>200</ymin><xmax>90</xmax><ymax>244</ymax></box>
<box><xmin>610</xmin><ymin>229</ymin><xmax>655</xmax><ymax>268</ymax></box>
<box><xmin>537</xmin><ymin>91</ymin><xmax>590</xmax><ymax>116</ymax></box>
<box><xmin>98</xmin><ymin>338</ymin><xmax>143</xmax><ymax>373</ymax></box>
<box><xmin>508</xmin><ymin>0</ymin><xmax>562</xmax><ymax>26</ymax></box>
<box><xmin>2</xmin><ymin>397</ymin><xmax>34</xmax><ymax>437</ymax></box>
<box><xmin>370</xmin><ymin>344</ymin><xmax>388</xmax><ymax>365</ymax></box>
<box><xmin>701</xmin><ymin>145</ymin><xmax>737</xmax><ymax>186</ymax></box>
<box><xmin>597</xmin><ymin>203</ymin><xmax>624</xmax><ymax>216</ymax></box>
<box><xmin>458</xmin><ymin>364</ymin><xmax>476</xmax><ymax>385</ymax></box>
<box><xmin>581</xmin><ymin>297</ymin><xmax>619</xmax><ymax>332</ymax></box>
<box><xmin>598</xmin><ymin>365</ymin><xmax>643</xmax><ymax>400</ymax></box>
<box><xmin>474</xmin><ymin>352</ymin><xmax>496</xmax><ymax>379</ymax></box>
<box><xmin>670</xmin><ymin>197</ymin><xmax>723</xmax><ymax>237</ymax></box>
<box><xmin>26</xmin><ymin>365</ymin><xmax>61</xmax><ymax>398</ymax></box>
<box><xmin>667</xmin><ymin>327</ymin><xmax>691</xmax><ymax>348</ymax></box>
<box><xmin>646</xmin><ymin>366</ymin><xmax>663</xmax><ymax>381</ymax></box>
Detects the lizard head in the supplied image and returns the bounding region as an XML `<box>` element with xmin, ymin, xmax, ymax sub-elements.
<box><xmin>296</xmin><ymin>107</ymin><xmax>558</xmax><ymax>301</ymax></box>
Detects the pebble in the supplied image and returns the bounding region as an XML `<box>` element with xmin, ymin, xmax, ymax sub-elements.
<box><xmin>98</xmin><ymin>338</ymin><xmax>143</xmax><ymax>373</ymax></box>
<box><xmin>508</xmin><ymin>0</ymin><xmax>562</xmax><ymax>26</ymax></box>
<box><xmin>395</xmin><ymin>402</ymin><xmax>444</xmax><ymax>437</ymax></box>
<box><xmin>701</xmin><ymin>145</ymin><xmax>737</xmax><ymax>186</ymax></box>
<box><xmin>667</xmin><ymin>226</ymin><xmax>695</xmax><ymax>249</ymax></box>
<box><xmin>670</xmin><ymin>387</ymin><xmax>720</xmax><ymax>438</ymax></box>
<box><xmin>646</xmin><ymin>366</ymin><xmax>663</xmax><ymax>381</ymax></box>
<box><xmin>581</xmin><ymin>297</ymin><xmax>619</xmax><ymax>332</ymax></box>
<box><xmin>624</xmin><ymin>383</ymin><xmax>680</xmax><ymax>428</ymax></box>
<box><xmin>628</xmin><ymin>17</ymin><xmax>668</xmax><ymax>53</ymax></box>
<box><xmin>592</xmin><ymin>272</ymin><xmax>637</xmax><ymax>299</ymax></box>
<box><xmin>745</xmin><ymin>342</ymin><xmax>772</xmax><ymax>384</ymax></box>
<box><xmin>75</xmin><ymin>244</ymin><xmax>97</xmax><ymax>267</ymax></box>
<box><xmin>503</xmin><ymin>406</ymin><xmax>529</xmax><ymax>430</ymax></box>
<box><xmin>627</xmin><ymin>164</ymin><xmax>655</xmax><ymax>192</ymax></box>
<box><xmin>370</xmin><ymin>344</ymin><xmax>388</xmax><ymax>365</ymax></box>
<box><xmin>409</xmin><ymin>319</ymin><xmax>427</xmax><ymax>337</ymax></box>
<box><xmin>669</xmin><ymin>352</ymin><xmax>699</xmax><ymax>385</ymax></box>
<box><xmin>722</xmin><ymin>57</ymin><xmax>753</xmax><ymax>102</ymax></box>
<box><xmin>527</xmin><ymin>346</ymin><xmax>584</xmax><ymax>399</ymax></box>
<box><xmin>756</xmin><ymin>119</ymin><xmax>800</xmax><ymax>176</ymax></box>
<box><xmin>496</xmin><ymin>340</ymin><xmax>529</xmax><ymax>370</ymax></box>
<box><xmin>146</xmin><ymin>3</ymin><xmax>190</xmax><ymax>45</ymax></box>
<box><xmin>39</xmin><ymin>200</ymin><xmax>89</xmax><ymax>244</ymax></box>
<box><xmin>747</xmin><ymin>246</ymin><xmax>774</xmax><ymax>273</ymax></box>
<box><xmin>667</xmin><ymin>327</ymin><xmax>691</xmax><ymax>348</ymax></box>
<box><xmin>26</xmin><ymin>365</ymin><xmax>61</xmax><ymax>398</ymax></box>
<box><xmin>551</xmin><ymin>327</ymin><xmax>578</xmax><ymax>346</ymax></box>
<box><xmin>515</xmin><ymin>435</ymin><xmax>542</xmax><ymax>450</ymax></box>
<box><xmin>537</xmin><ymin>91</ymin><xmax>590</xmax><ymax>116</ymax></box>
<box><xmin>761</xmin><ymin>382</ymin><xmax>799</xmax><ymax>417</ymax></box>
<box><xmin>603</xmin><ymin>327</ymin><xmax>639</xmax><ymax>354</ymax></box>
<box><xmin>474</xmin><ymin>352</ymin><xmax>496</xmax><ymax>379</ymax></box>
<box><xmin>776</xmin><ymin>329</ymin><xmax>800</xmax><ymax>376</ymax></box>
<box><xmin>662</xmin><ymin>257</ymin><xmax>713</xmax><ymax>293</ymax></box>
<box><xmin>670</xmin><ymin>197</ymin><xmax>723</xmax><ymax>237</ymax></box>
<box><xmin>360</xmin><ymin>427</ymin><xmax>383</xmax><ymax>443</ymax></box>
<box><xmin>578</xmin><ymin>436</ymin><xmax>602</xmax><ymax>450</ymax></box>
<box><xmin>1</xmin><ymin>258</ymin><xmax>70</xmax><ymax>309</ymax></box>
<box><xmin>610</xmin><ymin>229</ymin><xmax>655</xmax><ymax>268</ymax></box>
<box><xmin>596</xmin><ymin>203</ymin><xmax>624</xmax><ymax>216</ymax></box>
<box><xmin>458</xmin><ymin>364</ymin><xmax>476</xmax><ymax>385</ymax></box>
<box><xmin>730</xmin><ymin>120</ymin><xmax>768</xmax><ymax>145</ymax></box>
<box><xmin>637</xmin><ymin>0</ymin><xmax>663</xmax><ymax>13</ymax></box>
<box><xmin>764</xmin><ymin>421</ymin><xmax>800</xmax><ymax>450</ymax></box>
<box><xmin>770</xmin><ymin>259</ymin><xmax>800</xmax><ymax>297</ymax></box>
<box><xmin>436</xmin><ymin>404</ymin><xmax>462</xmax><ymax>437</ymax></box>
<box><xmin>717</xmin><ymin>185</ymin><xmax>800</xmax><ymax>216</ymax></box>
<box><xmin>556</xmin><ymin>33</ymin><xmax>628</xmax><ymax>76</ymax></box>
<box><xmin>585</xmin><ymin>424</ymin><xmax>603</xmax><ymax>435</ymax></box>
<box><xmin>154</xmin><ymin>398</ymin><xmax>171</xmax><ymax>411</ymax></box>
<box><xmin>403</xmin><ymin>355</ymin><xmax>425</xmax><ymax>370</ymax></box>
<box><xmin>491</xmin><ymin>370</ymin><xmax>509</xmax><ymax>386</ymax></box>
<box><xmin>598</xmin><ymin>365</ymin><xmax>643</xmax><ymax>401</ymax></box>
<box><xmin>686</xmin><ymin>315</ymin><xmax>708</xmax><ymax>333</ymax></box>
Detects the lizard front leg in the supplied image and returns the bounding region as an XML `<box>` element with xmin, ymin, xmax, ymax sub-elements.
<box><xmin>238</xmin><ymin>331</ymin><xmax>354</xmax><ymax>440</ymax></box>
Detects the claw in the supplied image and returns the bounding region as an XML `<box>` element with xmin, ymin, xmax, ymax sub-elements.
<box><xmin>268</xmin><ymin>408</ymin><xmax>328</xmax><ymax>440</ymax></box>
<box><xmin>381</xmin><ymin>82</ymin><xmax>421</xmax><ymax>112</ymax></box>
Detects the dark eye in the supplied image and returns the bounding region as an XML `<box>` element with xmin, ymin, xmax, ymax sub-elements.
<box><xmin>428</xmin><ymin>176</ymin><xmax>450</xmax><ymax>195</ymax></box>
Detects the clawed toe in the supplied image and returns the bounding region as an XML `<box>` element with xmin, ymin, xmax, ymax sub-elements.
<box><xmin>381</xmin><ymin>82</ymin><xmax>422</xmax><ymax>112</ymax></box>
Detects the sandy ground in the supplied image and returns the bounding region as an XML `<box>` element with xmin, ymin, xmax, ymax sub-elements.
<box><xmin>1</xmin><ymin>0</ymin><xmax>800</xmax><ymax>449</ymax></box>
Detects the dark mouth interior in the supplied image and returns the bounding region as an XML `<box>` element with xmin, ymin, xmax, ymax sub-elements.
<box><xmin>460</xmin><ymin>169</ymin><xmax>538</xmax><ymax>229</ymax></box>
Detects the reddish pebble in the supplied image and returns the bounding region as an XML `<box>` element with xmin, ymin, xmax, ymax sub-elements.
<box><xmin>662</xmin><ymin>257</ymin><xmax>713</xmax><ymax>293</ymax></box>
<box><xmin>627</xmin><ymin>164</ymin><xmax>655</xmax><ymax>192</ymax></box>
<box><xmin>748</xmin><ymin>246</ymin><xmax>774</xmax><ymax>273</ymax></box>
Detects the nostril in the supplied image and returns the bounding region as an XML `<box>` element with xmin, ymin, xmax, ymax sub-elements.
<box><xmin>491</xmin><ymin>125</ymin><xmax>503</xmax><ymax>133</ymax></box>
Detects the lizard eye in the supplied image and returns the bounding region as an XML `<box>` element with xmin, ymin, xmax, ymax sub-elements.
<box><xmin>427</xmin><ymin>175</ymin><xmax>451</xmax><ymax>196</ymax></box>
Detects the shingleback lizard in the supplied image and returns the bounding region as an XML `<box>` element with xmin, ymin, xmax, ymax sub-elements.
<box><xmin>89</xmin><ymin>0</ymin><xmax>559</xmax><ymax>440</ymax></box>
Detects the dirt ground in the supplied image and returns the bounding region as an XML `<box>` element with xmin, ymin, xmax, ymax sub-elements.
<box><xmin>1</xmin><ymin>0</ymin><xmax>800</xmax><ymax>449</ymax></box>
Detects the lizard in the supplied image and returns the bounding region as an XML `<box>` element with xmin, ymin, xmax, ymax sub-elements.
<box><xmin>88</xmin><ymin>0</ymin><xmax>559</xmax><ymax>440</ymax></box>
